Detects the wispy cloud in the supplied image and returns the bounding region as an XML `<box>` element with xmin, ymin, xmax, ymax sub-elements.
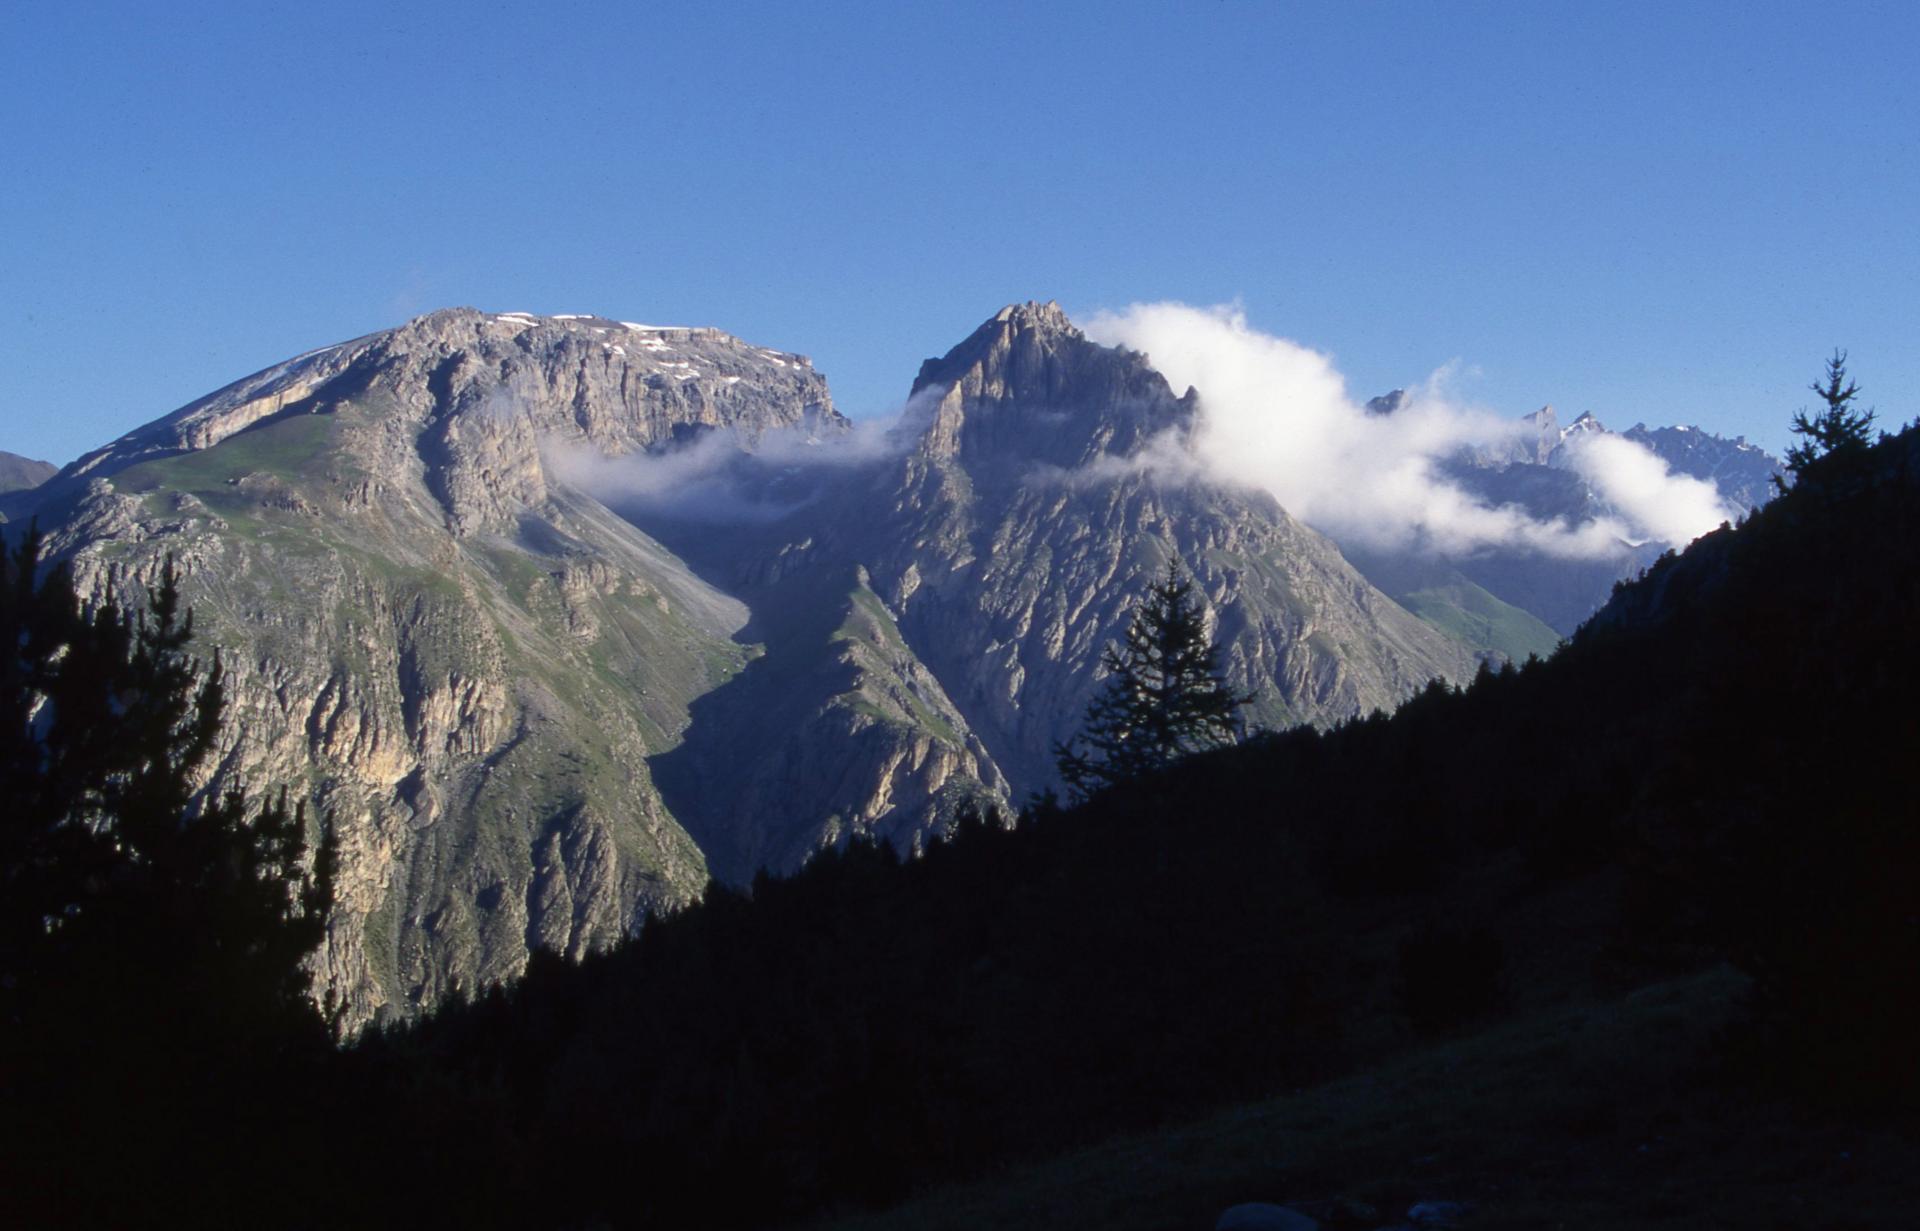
<box><xmin>543</xmin><ymin>414</ymin><xmax>904</xmax><ymax>523</ymax></box>
<box><xmin>1084</xmin><ymin>302</ymin><xmax>1733</xmax><ymax>559</ymax></box>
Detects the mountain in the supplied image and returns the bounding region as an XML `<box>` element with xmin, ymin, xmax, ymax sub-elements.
<box><xmin>14</xmin><ymin>302</ymin><xmax>1482</xmax><ymax>1024</ymax></box>
<box><xmin>0</xmin><ymin>450</ymin><xmax>56</xmax><ymax>506</ymax></box>
<box><xmin>1359</xmin><ymin>403</ymin><xmax>1786</xmax><ymax>635</ymax></box>
<box><xmin>863</xmin><ymin>303</ymin><xmax>1478</xmax><ymax>783</ymax></box>
<box><xmin>629</xmin><ymin>303</ymin><xmax>1480</xmax><ymax>878</ymax></box>
<box><xmin>1620</xmin><ymin>420</ymin><xmax>1782</xmax><ymax>511</ymax></box>
<box><xmin>12</xmin><ymin>309</ymin><xmax>842</xmax><ymax>1027</ymax></box>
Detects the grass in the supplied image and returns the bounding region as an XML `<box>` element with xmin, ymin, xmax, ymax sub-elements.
<box><xmin>114</xmin><ymin>410</ymin><xmax>339</xmax><ymax>496</ymax></box>
<box><xmin>1396</xmin><ymin>582</ymin><xmax>1562</xmax><ymax>664</ymax></box>
<box><xmin>806</xmin><ymin>964</ymin><xmax>1918</xmax><ymax>1230</ymax></box>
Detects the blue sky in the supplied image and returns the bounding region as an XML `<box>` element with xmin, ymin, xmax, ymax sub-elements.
<box><xmin>3</xmin><ymin>1</ymin><xmax>1915</xmax><ymax>466</ymax></box>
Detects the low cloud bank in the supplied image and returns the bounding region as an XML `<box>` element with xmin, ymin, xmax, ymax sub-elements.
<box><xmin>1084</xmin><ymin>303</ymin><xmax>1732</xmax><ymax>559</ymax></box>
<box><xmin>544</xmin><ymin>414</ymin><xmax>905</xmax><ymax>523</ymax></box>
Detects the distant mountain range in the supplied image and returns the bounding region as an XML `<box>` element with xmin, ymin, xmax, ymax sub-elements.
<box><xmin>3</xmin><ymin>304</ymin><xmax>1779</xmax><ymax>1025</ymax></box>
<box><xmin>1356</xmin><ymin>396</ymin><xmax>1783</xmax><ymax>634</ymax></box>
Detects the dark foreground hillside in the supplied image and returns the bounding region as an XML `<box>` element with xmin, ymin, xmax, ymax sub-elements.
<box><xmin>6</xmin><ymin>427</ymin><xmax>1918</xmax><ymax>1229</ymax></box>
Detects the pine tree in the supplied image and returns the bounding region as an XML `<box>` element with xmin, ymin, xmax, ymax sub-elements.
<box><xmin>1782</xmin><ymin>349</ymin><xmax>1877</xmax><ymax>482</ymax></box>
<box><xmin>1054</xmin><ymin>559</ymin><xmax>1252</xmax><ymax>801</ymax></box>
<box><xmin>0</xmin><ymin>525</ymin><xmax>334</xmax><ymax>1045</ymax></box>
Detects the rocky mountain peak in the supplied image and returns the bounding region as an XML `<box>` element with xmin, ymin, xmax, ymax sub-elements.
<box><xmin>903</xmin><ymin>301</ymin><xmax>1192</xmax><ymax>470</ymax></box>
<box><xmin>0</xmin><ymin>450</ymin><xmax>57</xmax><ymax>495</ymax></box>
<box><xmin>1365</xmin><ymin>389</ymin><xmax>1410</xmax><ymax>416</ymax></box>
<box><xmin>23</xmin><ymin>308</ymin><xmax>845</xmax><ymax>538</ymax></box>
<box><xmin>992</xmin><ymin>299</ymin><xmax>1074</xmax><ymax>330</ymax></box>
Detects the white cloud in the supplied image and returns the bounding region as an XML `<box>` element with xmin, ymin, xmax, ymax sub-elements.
<box><xmin>543</xmin><ymin>411</ymin><xmax>905</xmax><ymax>523</ymax></box>
<box><xmin>1559</xmin><ymin>430</ymin><xmax>1732</xmax><ymax>547</ymax></box>
<box><xmin>1083</xmin><ymin>302</ymin><xmax>1732</xmax><ymax>559</ymax></box>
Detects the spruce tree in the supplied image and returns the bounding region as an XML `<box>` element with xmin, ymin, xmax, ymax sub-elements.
<box><xmin>0</xmin><ymin>526</ymin><xmax>334</xmax><ymax>1045</ymax></box>
<box><xmin>1055</xmin><ymin>559</ymin><xmax>1251</xmax><ymax>801</ymax></box>
<box><xmin>1782</xmin><ymin>349</ymin><xmax>1877</xmax><ymax>482</ymax></box>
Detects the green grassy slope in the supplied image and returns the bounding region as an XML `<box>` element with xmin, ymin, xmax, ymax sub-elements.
<box><xmin>1395</xmin><ymin>578</ymin><xmax>1562</xmax><ymax>662</ymax></box>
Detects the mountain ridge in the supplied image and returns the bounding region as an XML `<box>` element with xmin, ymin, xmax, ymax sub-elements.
<box><xmin>12</xmin><ymin>300</ymin><xmax>1762</xmax><ymax>1025</ymax></box>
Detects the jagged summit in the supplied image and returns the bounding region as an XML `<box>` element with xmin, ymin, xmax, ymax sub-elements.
<box><xmin>1365</xmin><ymin>389</ymin><xmax>1409</xmax><ymax>416</ymax></box>
<box><xmin>910</xmin><ymin>300</ymin><xmax>1083</xmax><ymax>397</ymax></box>
<box><xmin>992</xmin><ymin>299</ymin><xmax>1074</xmax><ymax>329</ymax></box>
<box><xmin>905</xmin><ymin>301</ymin><xmax>1192</xmax><ymax>468</ymax></box>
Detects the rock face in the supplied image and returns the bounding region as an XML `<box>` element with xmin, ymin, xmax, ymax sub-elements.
<box><xmin>18</xmin><ymin>310</ymin><xmax>843</xmax><ymax>1029</ymax></box>
<box><xmin>17</xmin><ymin>303</ymin><xmax>1482</xmax><ymax>1024</ymax></box>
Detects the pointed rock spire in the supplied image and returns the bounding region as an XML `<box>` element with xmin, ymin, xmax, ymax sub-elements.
<box><xmin>904</xmin><ymin>301</ymin><xmax>1192</xmax><ymax>469</ymax></box>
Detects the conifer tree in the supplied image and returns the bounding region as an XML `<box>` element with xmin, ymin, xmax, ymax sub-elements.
<box><xmin>1055</xmin><ymin>559</ymin><xmax>1251</xmax><ymax>801</ymax></box>
<box><xmin>1782</xmin><ymin>349</ymin><xmax>1877</xmax><ymax>483</ymax></box>
<box><xmin>0</xmin><ymin>526</ymin><xmax>334</xmax><ymax>1044</ymax></box>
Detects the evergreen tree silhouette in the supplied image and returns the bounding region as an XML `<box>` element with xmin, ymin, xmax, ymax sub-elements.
<box><xmin>1055</xmin><ymin>559</ymin><xmax>1251</xmax><ymax>800</ymax></box>
<box><xmin>0</xmin><ymin>525</ymin><xmax>334</xmax><ymax>1047</ymax></box>
<box><xmin>1780</xmin><ymin>349</ymin><xmax>1877</xmax><ymax>488</ymax></box>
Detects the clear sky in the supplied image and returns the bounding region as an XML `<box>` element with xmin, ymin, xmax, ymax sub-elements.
<box><xmin>4</xmin><ymin>1</ymin><xmax>1915</xmax><ymax>466</ymax></box>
